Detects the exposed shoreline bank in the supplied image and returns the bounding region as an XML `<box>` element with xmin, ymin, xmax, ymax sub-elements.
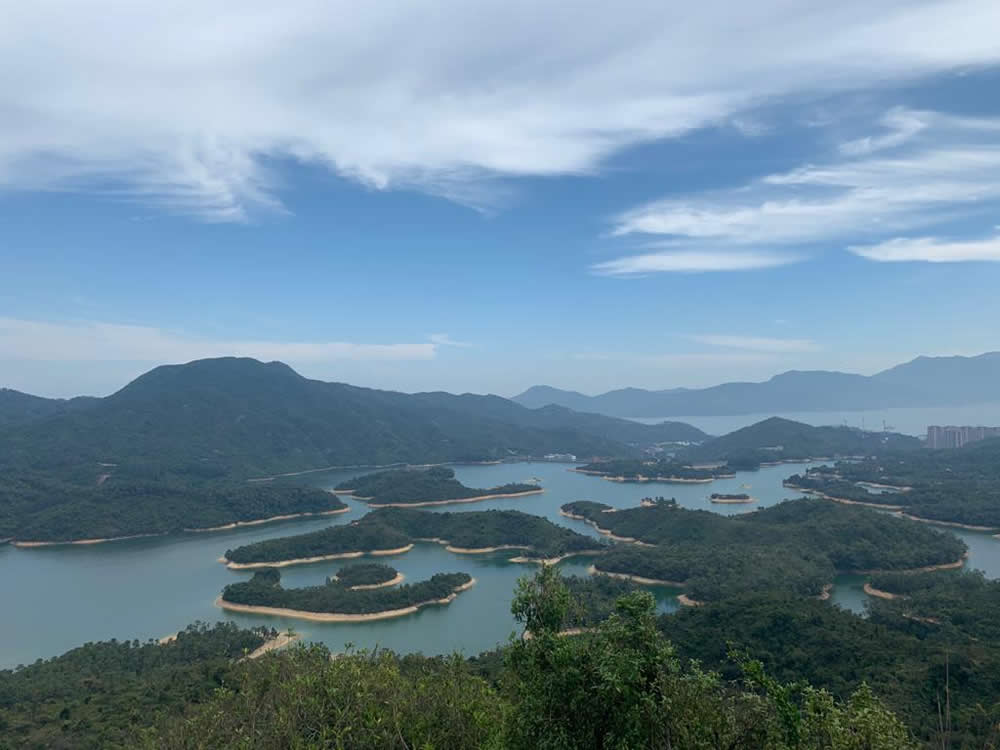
<box><xmin>215</xmin><ymin>578</ymin><xmax>477</xmax><ymax>622</ymax></box>
<box><xmin>345</xmin><ymin>572</ymin><xmax>405</xmax><ymax>590</ymax></box>
<box><xmin>851</xmin><ymin>551</ymin><xmax>968</xmax><ymax>575</ymax></box>
<box><xmin>897</xmin><ymin>513</ymin><xmax>998</xmax><ymax>533</ymax></box>
<box><xmin>184</xmin><ymin>507</ymin><xmax>350</xmax><ymax>533</ymax></box>
<box><xmin>362</xmin><ymin>488</ymin><xmax>543</xmax><ymax>508</ymax></box>
<box><xmin>588</xmin><ymin>564</ymin><xmax>684</xmax><ymax>587</ymax></box>
<box><xmin>558</xmin><ymin>509</ymin><xmax>654</xmax><ymax>546</ymax></box>
<box><xmin>223</xmin><ymin>544</ymin><xmax>415</xmax><ymax>570</ymax></box>
<box><xmin>863</xmin><ymin>583</ymin><xmax>898</xmax><ymax>600</ymax></box>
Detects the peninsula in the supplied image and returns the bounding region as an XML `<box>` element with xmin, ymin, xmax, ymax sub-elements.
<box><xmin>222</xmin><ymin>507</ymin><xmax>603</xmax><ymax>568</ymax></box>
<box><xmin>334</xmin><ymin>466</ymin><xmax>541</xmax><ymax>507</ymax></box>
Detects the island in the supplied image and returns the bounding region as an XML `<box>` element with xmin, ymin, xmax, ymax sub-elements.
<box><xmin>572</xmin><ymin>459</ymin><xmax>719</xmax><ymax>483</ymax></box>
<box><xmin>218</xmin><ymin>568</ymin><xmax>475</xmax><ymax>622</ymax></box>
<box><xmin>333</xmin><ymin>562</ymin><xmax>404</xmax><ymax>589</ymax></box>
<box><xmin>333</xmin><ymin>466</ymin><xmax>541</xmax><ymax>507</ymax></box>
<box><xmin>222</xmin><ymin>507</ymin><xmax>605</xmax><ymax>568</ymax></box>
<box><xmin>709</xmin><ymin>493</ymin><xmax>755</xmax><ymax>504</ymax></box>
<box><xmin>563</xmin><ymin>498</ymin><xmax>967</xmax><ymax>604</ymax></box>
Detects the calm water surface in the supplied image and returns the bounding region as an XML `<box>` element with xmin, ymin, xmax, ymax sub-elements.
<box><xmin>2</xmin><ymin>461</ymin><xmax>997</xmax><ymax>668</ymax></box>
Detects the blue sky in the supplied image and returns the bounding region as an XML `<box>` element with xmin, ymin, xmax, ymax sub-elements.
<box><xmin>2</xmin><ymin>1</ymin><xmax>1000</xmax><ymax>398</ymax></box>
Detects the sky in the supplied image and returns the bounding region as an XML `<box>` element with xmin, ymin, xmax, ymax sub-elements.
<box><xmin>2</xmin><ymin>0</ymin><xmax>1000</xmax><ymax>398</ymax></box>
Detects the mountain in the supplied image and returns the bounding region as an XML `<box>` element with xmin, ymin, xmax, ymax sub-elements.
<box><xmin>0</xmin><ymin>358</ymin><xmax>705</xmax><ymax>478</ymax></box>
<box><xmin>0</xmin><ymin>388</ymin><xmax>98</xmax><ymax>427</ymax></box>
<box><xmin>681</xmin><ymin>417</ymin><xmax>921</xmax><ymax>467</ymax></box>
<box><xmin>512</xmin><ymin>352</ymin><xmax>1000</xmax><ymax>418</ymax></box>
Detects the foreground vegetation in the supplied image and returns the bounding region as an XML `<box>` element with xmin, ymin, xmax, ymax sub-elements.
<box><xmin>224</xmin><ymin>507</ymin><xmax>602</xmax><ymax>565</ymax></box>
<box><xmin>568</xmin><ymin>498</ymin><xmax>966</xmax><ymax>602</ymax></box>
<box><xmin>0</xmin><ymin>622</ymin><xmax>274</xmax><ymax>749</ymax></box>
<box><xmin>335</xmin><ymin>466</ymin><xmax>538</xmax><ymax>505</ymax></box>
<box><xmin>221</xmin><ymin>569</ymin><xmax>472</xmax><ymax>616</ymax></box>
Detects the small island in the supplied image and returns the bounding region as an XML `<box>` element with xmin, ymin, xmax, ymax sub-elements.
<box><xmin>572</xmin><ymin>459</ymin><xmax>720</xmax><ymax>483</ymax></box>
<box><xmin>218</xmin><ymin>568</ymin><xmax>475</xmax><ymax>622</ymax></box>
<box><xmin>333</xmin><ymin>562</ymin><xmax>404</xmax><ymax>589</ymax></box>
<box><xmin>709</xmin><ymin>493</ymin><xmax>755</xmax><ymax>504</ymax></box>
<box><xmin>223</xmin><ymin>507</ymin><xmax>604</xmax><ymax>568</ymax></box>
<box><xmin>333</xmin><ymin>466</ymin><xmax>542</xmax><ymax>507</ymax></box>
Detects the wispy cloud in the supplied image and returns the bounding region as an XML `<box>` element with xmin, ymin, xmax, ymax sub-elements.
<box><xmin>690</xmin><ymin>335</ymin><xmax>820</xmax><ymax>353</ymax></box>
<box><xmin>591</xmin><ymin>250</ymin><xmax>800</xmax><ymax>276</ymax></box>
<box><xmin>0</xmin><ymin>318</ymin><xmax>444</xmax><ymax>362</ymax></box>
<box><xmin>610</xmin><ymin>108</ymin><xmax>1000</xmax><ymax>265</ymax></box>
<box><xmin>849</xmin><ymin>234</ymin><xmax>1000</xmax><ymax>263</ymax></box>
<box><xmin>428</xmin><ymin>333</ymin><xmax>471</xmax><ymax>348</ymax></box>
<box><xmin>2</xmin><ymin>2</ymin><xmax>1000</xmax><ymax>219</ymax></box>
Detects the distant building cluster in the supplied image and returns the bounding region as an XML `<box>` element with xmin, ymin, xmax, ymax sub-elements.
<box><xmin>926</xmin><ymin>425</ymin><xmax>1000</xmax><ymax>449</ymax></box>
<box><xmin>543</xmin><ymin>453</ymin><xmax>577</xmax><ymax>462</ymax></box>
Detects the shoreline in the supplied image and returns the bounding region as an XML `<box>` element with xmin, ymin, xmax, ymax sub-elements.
<box><xmin>215</xmin><ymin>578</ymin><xmax>476</xmax><ymax>623</ymax></box>
<box><xmin>364</xmin><ymin>488</ymin><xmax>543</xmax><ymax>508</ymax></box>
<box><xmin>13</xmin><ymin>532</ymin><xmax>163</xmax><ymax>548</ymax></box>
<box><xmin>602</xmin><ymin>475</ymin><xmax>714</xmax><ymax>484</ymax></box>
<box><xmin>896</xmin><ymin>512</ymin><xmax>998</xmax><ymax>533</ymax></box>
<box><xmin>184</xmin><ymin>507</ymin><xmax>350</xmax><ymax>533</ymax></box>
<box><xmin>509</xmin><ymin>550</ymin><xmax>602</xmax><ymax>565</ymax></box>
<box><xmin>224</xmin><ymin>544</ymin><xmax>414</xmax><ymax>570</ymax></box>
<box><xmin>588</xmin><ymin>564</ymin><xmax>684</xmax><ymax>587</ymax></box>
<box><xmin>863</xmin><ymin>583</ymin><xmax>899</xmax><ymax>600</ymax></box>
<box><xmin>557</xmin><ymin>509</ymin><xmax>654</xmax><ymax>546</ymax></box>
<box><xmin>677</xmin><ymin>594</ymin><xmax>704</xmax><ymax>607</ymax></box>
<box><xmin>345</xmin><ymin>572</ymin><xmax>405</xmax><ymax>590</ymax></box>
<box><xmin>784</xmin><ymin>485</ymin><xmax>904</xmax><ymax>511</ymax></box>
<box><xmin>851</xmin><ymin>551</ymin><xmax>968</xmax><ymax>575</ymax></box>
<box><xmin>817</xmin><ymin>583</ymin><xmax>833</xmax><ymax>601</ymax></box>
<box><xmin>244</xmin><ymin>632</ymin><xmax>302</xmax><ymax>659</ymax></box>
<box><xmin>709</xmin><ymin>496</ymin><xmax>756</xmax><ymax>505</ymax></box>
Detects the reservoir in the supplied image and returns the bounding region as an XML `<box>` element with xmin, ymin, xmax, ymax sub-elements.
<box><xmin>2</xmin><ymin>461</ymin><xmax>997</xmax><ymax>669</ymax></box>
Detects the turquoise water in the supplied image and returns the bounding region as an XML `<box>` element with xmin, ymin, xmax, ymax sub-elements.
<box><xmin>1</xmin><ymin>460</ymin><xmax>997</xmax><ymax>669</ymax></box>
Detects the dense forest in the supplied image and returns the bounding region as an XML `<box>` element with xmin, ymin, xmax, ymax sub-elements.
<box><xmin>679</xmin><ymin>417</ymin><xmax>921</xmax><ymax>468</ymax></box>
<box><xmin>0</xmin><ymin>622</ymin><xmax>274</xmax><ymax>749</ymax></box>
<box><xmin>567</xmin><ymin>498</ymin><xmax>966</xmax><ymax>603</ymax></box>
<box><xmin>6</xmin><ymin>569</ymin><xmax>988</xmax><ymax>748</ymax></box>
<box><xmin>333</xmin><ymin>562</ymin><xmax>400</xmax><ymax>588</ymax></box>
<box><xmin>0</xmin><ymin>475</ymin><xmax>346</xmax><ymax>543</ymax></box>
<box><xmin>221</xmin><ymin>568</ymin><xmax>472</xmax><ymax>616</ymax></box>
<box><xmin>335</xmin><ymin>465</ymin><xmax>538</xmax><ymax>505</ymax></box>
<box><xmin>574</xmin><ymin>458</ymin><xmax>719</xmax><ymax>481</ymax></box>
<box><xmin>224</xmin><ymin>507</ymin><xmax>602</xmax><ymax>566</ymax></box>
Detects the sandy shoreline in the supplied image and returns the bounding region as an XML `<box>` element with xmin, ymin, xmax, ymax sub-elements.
<box><xmin>677</xmin><ymin>594</ymin><xmax>704</xmax><ymax>607</ymax></box>
<box><xmin>897</xmin><ymin>513</ymin><xmax>998</xmax><ymax>533</ymax></box>
<box><xmin>215</xmin><ymin>578</ymin><xmax>476</xmax><ymax>622</ymax></box>
<box><xmin>863</xmin><ymin>583</ymin><xmax>898</xmax><ymax>600</ymax></box>
<box><xmin>784</xmin><ymin>485</ymin><xmax>904</xmax><ymax>511</ymax></box>
<box><xmin>509</xmin><ymin>550</ymin><xmax>602</xmax><ymax>565</ymax></box>
<box><xmin>185</xmin><ymin>507</ymin><xmax>350</xmax><ymax>533</ymax></box>
<box><xmin>602</xmin><ymin>475</ymin><xmax>713</xmax><ymax>484</ymax></box>
<box><xmin>224</xmin><ymin>544</ymin><xmax>414</xmax><ymax>570</ymax></box>
<box><xmin>817</xmin><ymin>583</ymin><xmax>833</xmax><ymax>601</ymax></box>
<box><xmin>245</xmin><ymin>632</ymin><xmax>301</xmax><ymax>659</ymax></box>
<box><xmin>852</xmin><ymin>551</ymin><xmax>968</xmax><ymax>575</ymax></box>
<box><xmin>345</xmin><ymin>572</ymin><xmax>406</xmax><ymax>590</ymax></box>
<box><xmin>709</xmin><ymin>496</ymin><xmax>756</xmax><ymax>505</ymax></box>
<box><xmin>557</xmin><ymin>509</ymin><xmax>654</xmax><ymax>546</ymax></box>
<box><xmin>364</xmin><ymin>489</ymin><xmax>543</xmax><ymax>508</ymax></box>
<box><xmin>588</xmin><ymin>564</ymin><xmax>684</xmax><ymax>587</ymax></box>
<box><xmin>13</xmin><ymin>532</ymin><xmax>162</xmax><ymax>548</ymax></box>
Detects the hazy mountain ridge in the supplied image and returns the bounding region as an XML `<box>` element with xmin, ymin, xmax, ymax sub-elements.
<box><xmin>0</xmin><ymin>388</ymin><xmax>99</xmax><ymax>427</ymax></box>
<box><xmin>0</xmin><ymin>357</ymin><xmax>704</xmax><ymax>477</ymax></box>
<box><xmin>514</xmin><ymin>352</ymin><xmax>1000</xmax><ymax>417</ymax></box>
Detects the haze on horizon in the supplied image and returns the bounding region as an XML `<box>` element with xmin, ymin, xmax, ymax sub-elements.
<box><xmin>3</xmin><ymin>1</ymin><xmax>1000</xmax><ymax>398</ymax></box>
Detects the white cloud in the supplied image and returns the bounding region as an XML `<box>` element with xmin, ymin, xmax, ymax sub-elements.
<box><xmin>0</xmin><ymin>318</ymin><xmax>441</xmax><ymax>362</ymax></box>
<box><xmin>849</xmin><ymin>234</ymin><xmax>1000</xmax><ymax>263</ymax></box>
<box><xmin>611</xmin><ymin>109</ymin><xmax>1000</xmax><ymax>259</ymax></box>
<box><xmin>690</xmin><ymin>335</ymin><xmax>820</xmax><ymax>353</ymax></box>
<box><xmin>428</xmin><ymin>333</ymin><xmax>471</xmax><ymax>348</ymax></box>
<box><xmin>591</xmin><ymin>250</ymin><xmax>800</xmax><ymax>275</ymax></box>
<box><xmin>2</xmin><ymin>2</ymin><xmax>1000</xmax><ymax>219</ymax></box>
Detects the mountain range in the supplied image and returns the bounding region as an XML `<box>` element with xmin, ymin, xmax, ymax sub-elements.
<box><xmin>513</xmin><ymin>352</ymin><xmax>1000</xmax><ymax>418</ymax></box>
<box><xmin>0</xmin><ymin>357</ymin><xmax>706</xmax><ymax>477</ymax></box>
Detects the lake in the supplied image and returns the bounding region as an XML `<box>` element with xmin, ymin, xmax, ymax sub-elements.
<box><xmin>631</xmin><ymin>401</ymin><xmax>1000</xmax><ymax>437</ymax></box>
<box><xmin>2</xmin><ymin>460</ymin><xmax>998</xmax><ymax>669</ymax></box>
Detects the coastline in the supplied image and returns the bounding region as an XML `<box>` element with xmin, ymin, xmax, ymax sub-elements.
<box><xmin>509</xmin><ymin>550</ymin><xmax>601</xmax><ymax>565</ymax></box>
<box><xmin>244</xmin><ymin>632</ymin><xmax>301</xmax><ymax>659</ymax></box>
<box><xmin>215</xmin><ymin>578</ymin><xmax>476</xmax><ymax>623</ymax></box>
<box><xmin>897</xmin><ymin>512</ymin><xmax>998</xmax><ymax>533</ymax></box>
<box><xmin>364</xmin><ymin>488</ymin><xmax>543</xmax><ymax>508</ymax></box>
<box><xmin>602</xmin><ymin>475</ymin><xmax>714</xmax><ymax>484</ymax></box>
<box><xmin>558</xmin><ymin>509</ymin><xmax>654</xmax><ymax>546</ymax></box>
<box><xmin>677</xmin><ymin>594</ymin><xmax>704</xmax><ymax>607</ymax></box>
<box><xmin>817</xmin><ymin>583</ymin><xmax>833</xmax><ymax>601</ymax></box>
<box><xmin>863</xmin><ymin>583</ymin><xmax>898</xmax><ymax>600</ymax></box>
<box><xmin>784</xmin><ymin>485</ymin><xmax>904</xmax><ymax>511</ymax></box>
<box><xmin>13</xmin><ymin>532</ymin><xmax>163</xmax><ymax>548</ymax></box>
<box><xmin>345</xmin><ymin>572</ymin><xmax>405</xmax><ymax>590</ymax></box>
<box><xmin>588</xmin><ymin>564</ymin><xmax>684</xmax><ymax>587</ymax></box>
<box><xmin>709</xmin><ymin>496</ymin><xmax>756</xmax><ymax>505</ymax></box>
<box><xmin>223</xmin><ymin>544</ymin><xmax>414</xmax><ymax>570</ymax></box>
<box><xmin>184</xmin><ymin>506</ymin><xmax>350</xmax><ymax>533</ymax></box>
<box><xmin>852</xmin><ymin>551</ymin><xmax>968</xmax><ymax>575</ymax></box>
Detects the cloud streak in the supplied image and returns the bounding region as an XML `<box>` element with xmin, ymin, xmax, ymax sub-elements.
<box><xmin>591</xmin><ymin>250</ymin><xmax>800</xmax><ymax>275</ymax></box>
<box><xmin>2</xmin><ymin>2</ymin><xmax>1000</xmax><ymax>219</ymax></box>
<box><xmin>0</xmin><ymin>318</ymin><xmax>445</xmax><ymax>363</ymax></box>
<box><xmin>849</xmin><ymin>234</ymin><xmax>1000</xmax><ymax>263</ymax></box>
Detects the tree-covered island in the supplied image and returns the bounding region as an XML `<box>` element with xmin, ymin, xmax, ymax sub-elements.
<box><xmin>223</xmin><ymin>507</ymin><xmax>604</xmax><ymax>568</ymax></box>
<box><xmin>334</xmin><ymin>466</ymin><xmax>540</xmax><ymax>507</ymax></box>
<box><xmin>573</xmin><ymin>458</ymin><xmax>720</xmax><ymax>482</ymax></box>
<box><xmin>333</xmin><ymin>562</ymin><xmax>403</xmax><ymax>589</ymax></box>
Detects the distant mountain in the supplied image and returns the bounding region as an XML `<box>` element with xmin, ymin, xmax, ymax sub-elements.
<box><xmin>0</xmin><ymin>388</ymin><xmax>98</xmax><ymax>427</ymax></box>
<box><xmin>513</xmin><ymin>352</ymin><xmax>1000</xmax><ymax>418</ymax></box>
<box><xmin>0</xmin><ymin>357</ymin><xmax>705</xmax><ymax>478</ymax></box>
